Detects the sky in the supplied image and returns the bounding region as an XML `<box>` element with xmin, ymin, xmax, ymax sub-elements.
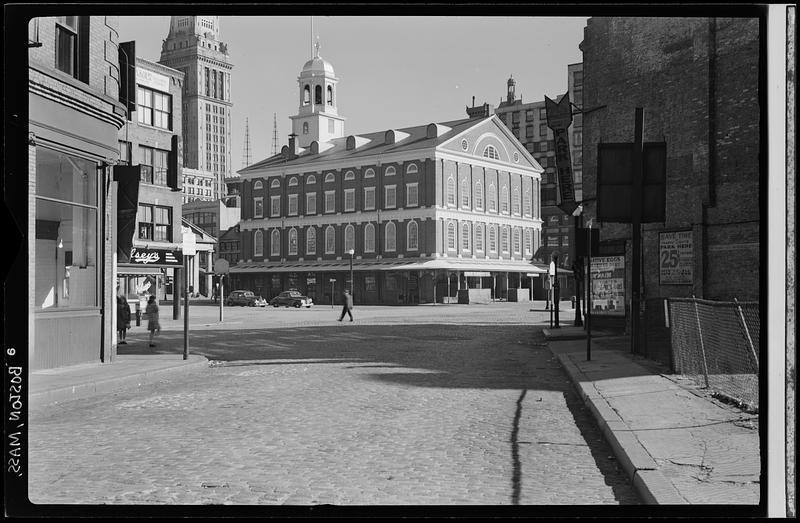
<box><xmin>118</xmin><ymin>16</ymin><xmax>588</xmax><ymax>175</ymax></box>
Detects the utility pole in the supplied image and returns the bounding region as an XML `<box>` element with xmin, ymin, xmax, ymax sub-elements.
<box><xmin>242</xmin><ymin>117</ymin><xmax>251</xmax><ymax>168</ymax></box>
<box><xmin>272</xmin><ymin>113</ymin><xmax>279</xmax><ymax>156</ymax></box>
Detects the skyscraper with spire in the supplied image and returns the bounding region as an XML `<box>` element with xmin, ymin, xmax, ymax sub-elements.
<box><xmin>159</xmin><ymin>16</ymin><xmax>233</xmax><ymax>200</ymax></box>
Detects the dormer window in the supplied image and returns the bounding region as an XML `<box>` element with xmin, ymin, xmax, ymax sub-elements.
<box><xmin>483</xmin><ymin>145</ymin><xmax>500</xmax><ymax>160</ymax></box>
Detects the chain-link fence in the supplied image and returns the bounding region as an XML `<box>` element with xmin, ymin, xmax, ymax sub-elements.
<box><xmin>667</xmin><ymin>297</ymin><xmax>760</xmax><ymax>412</ymax></box>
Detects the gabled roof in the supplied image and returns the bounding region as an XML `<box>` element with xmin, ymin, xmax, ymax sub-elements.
<box><xmin>238</xmin><ymin>116</ymin><xmax>498</xmax><ymax>175</ymax></box>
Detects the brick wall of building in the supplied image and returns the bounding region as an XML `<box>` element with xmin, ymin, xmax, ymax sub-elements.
<box><xmin>581</xmin><ymin>17</ymin><xmax>761</xmax><ymax>365</ymax></box>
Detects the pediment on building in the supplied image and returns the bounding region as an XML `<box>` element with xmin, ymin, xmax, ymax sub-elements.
<box><xmin>438</xmin><ymin>117</ymin><xmax>542</xmax><ymax>171</ymax></box>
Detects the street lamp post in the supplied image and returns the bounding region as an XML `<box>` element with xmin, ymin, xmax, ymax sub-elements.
<box><xmin>553</xmin><ymin>251</ymin><xmax>561</xmax><ymax>329</ymax></box>
<box><xmin>348</xmin><ymin>249</ymin><xmax>354</xmax><ymax>297</ymax></box>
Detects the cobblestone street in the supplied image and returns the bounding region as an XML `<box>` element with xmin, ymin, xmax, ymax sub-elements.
<box><xmin>29</xmin><ymin>305</ymin><xmax>639</xmax><ymax>506</ymax></box>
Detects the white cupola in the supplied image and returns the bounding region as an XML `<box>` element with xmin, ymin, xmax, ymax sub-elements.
<box><xmin>290</xmin><ymin>39</ymin><xmax>346</xmax><ymax>148</ymax></box>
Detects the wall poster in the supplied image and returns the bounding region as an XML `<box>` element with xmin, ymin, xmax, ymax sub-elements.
<box><xmin>659</xmin><ymin>230</ymin><xmax>694</xmax><ymax>285</ymax></box>
<box><xmin>589</xmin><ymin>255</ymin><xmax>625</xmax><ymax>315</ymax></box>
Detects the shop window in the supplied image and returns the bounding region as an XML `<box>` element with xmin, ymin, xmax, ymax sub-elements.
<box><xmin>34</xmin><ymin>149</ymin><xmax>98</xmax><ymax>309</ymax></box>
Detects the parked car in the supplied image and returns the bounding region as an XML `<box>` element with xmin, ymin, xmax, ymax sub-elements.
<box><xmin>269</xmin><ymin>290</ymin><xmax>313</xmax><ymax>308</ymax></box>
<box><xmin>226</xmin><ymin>290</ymin><xmax>267</xmax><ymax>307</ymax></box>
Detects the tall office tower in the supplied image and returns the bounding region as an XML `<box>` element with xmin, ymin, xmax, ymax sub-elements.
<box><xmin>242</xmin><ymin>117</ymin><xmax>252</xmax><ymax>168</ymax></box>
<box><xmin>159</xmin><ymin>16</ymin><xmax>233</xmax><ymax>200</ymax></box>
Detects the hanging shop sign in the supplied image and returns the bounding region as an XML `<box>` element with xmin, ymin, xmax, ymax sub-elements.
<box><xmin>545</xmin><ymin>92</ymin><xmax>577</xmax><ymax>215</ymax></box>
<box><xmin>590</xmin><ymin>255</ymin><xmax>626</xmax><ymax>316</ymax></box>
<box><xmin>129</xmin><ymin>247</ymin><xmax>183</xmax><ymax>266</ymax></box>
<box><xmin>659</xmin><ymin>230</ymin><xmax>694</xmax><ymax>285</ymax></box>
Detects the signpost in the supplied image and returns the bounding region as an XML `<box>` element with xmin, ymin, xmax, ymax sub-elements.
<box><xmin>214</xmin><ymin>258</ymin><xmax>230</xmax><ymax>322</ymax></box>
<box><xmin>596</xmin><ymin>108</ymin><xmax>666</xmax><ymax>355</ymax></box>
<box><xmin>182</xmin><ymin>230</ymin><xmax>196</xmax><ymax>361</ymax></box>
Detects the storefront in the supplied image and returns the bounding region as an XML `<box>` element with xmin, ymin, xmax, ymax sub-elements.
<box><xmin>117</xmin><ymin>247</ymin><xmax>183</xmax><ymax>322</ymax></box>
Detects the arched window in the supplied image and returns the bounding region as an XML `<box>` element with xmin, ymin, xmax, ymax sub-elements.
<box><xmin>288</xmin><ymin>177</ymin><xmax>298</xmax><ymax>187</ymax></box>
<box><xmin>489</xmin><ymin>225</ymin><xmax>497</xmax><ymax>252</ymax></box>
<box><xmin>461</xmin><ymin>223</ymin><xmax>470</xmax><ymax>251</ymax></box>
<box><xmin>254</xmin><ymin>230</ymin><xmax>263</xmax><ymax>257</ymax></box>
<box><xmin>513</xmin><ymin>228</ymin><xmax>521</xmax><ymax>253</ymax></box>
<box><xmin>315</xmin><ymin>85</ymin><xmax>322</xmax><ymax>105</ymax></box>
<box><xmin>364</xmin><ymin>223</ymin><xmax>375</xmax><ymax>252</ymax></box>
<box><xmin>344</xmin><ymin>224</ymin><xmax>355</xmax><ymax>252</ymax></box>
<box><xmin>406</xmin><ymin>163</ymin><xmax>418</xmax><ymax>174</ymax></box>
<box><xmin>325</xmin><ymin>225</ymin><xmax>336</xmax><ymax>253</ymax></box>
<box><xmin>306</xmin><ymin>174</ymin><xmax>316</xmax><ymax>185</ymax></box>
<box><xmin>270</xmin><ymin>229</ymin><xmax>281</xmax><ymax>256</ymax></box>
<box><xmin>447</xmin><ymin>222</ymin><xmax>456</xmax><ymax>250</ymax></box>
<box><xmin>475</xmin><ymin>181</ymin><xmax>483</xmax><ymax>209</ymax></box>
<box><xmin>303</xmin><ymin>85</ymin><xmax>310</xmax><ymax>105</ymax></box>
<box><xmin>476</xmin><ymin>224</ymin><xmax>484</xmax><ymax>252</ymax></box>
<box><xmin>512</xmin><ymin>187</ymin><xmax>521</xmax><ymax>214</ymax></box>
<box><xmin>488</xmin><ymin>183</ymin><xmax>497</xmax><ymax>212</ymax></box>
<box><xmin>253</xmin><ymin>180</ymin><xmax>263</xmax><ymax>190</ymax></box>
<box><xmin>325</xmin><ymin>173</ymin><xmax>335</xmax><ymax>183</ymax></box>
<box><xmin>501</xmin><ymin>226</ymin><xmax>510</xmax><ymax>252</ymax></box>
<box><xmin>446</xmin><ymin>177</ymin><xmax>456</xmax><ymax>206</ymax></box>
<box><xmin>524</xmin><ymin>229</ymin><xmax>532</xmax><ymax>254</ymax></box>
<box><xmin>306</xmin><ymin>227</ymin><xmax>316</xmax><ymax>255</ymax></box>
<box><xmin>483</xmin><ymin>145</ymin><xmax>499</xmax><ymax>160</ymax></box>
<box><xmin>344</xmin><ymin>170</ymin><xmax>355</xmax><ymax>180</ymax></box>
<box><xmin>461</xmin><ymin>179</ymin><xmax>470</xmax><ymax>208</ymax></box>
<box><xmin>288</xmin><ymin>228</ymin><xmax>298</xmax><ymax>255</ymax></box>
<box><xmin>385</xmin><ymin>222</ymin><xmax>396</xmax><ymax>252</ymax></box>
<box><xmin>327</xmin><ymin>85</ymin><xmax>333</xmax><ymax>105</ymax></box>
<box><xmin>271</xmin><ymin>179</ymin><xmax>280</xmax><ymax>189</ymax></box>
<box><xmin>302</xmin><ymin>122</ymin><xmax>309</xmax><ymax>135</ymax></box>
<box><xmin>364</xmin><ymin>168</ymin><xmax>375</xmax><ymax>178</ymax></box>
<box><xmin>407</xmin><ymin>221</ymin><xmax>418</xmax><ymax>250</ymax></box>
<box><xmin>385</xmin><ymin>166</ymin><xmax>396</xmax><ymax>176</ymax></box>
<box><xmin>500</xmin><ymin>185</ymin><xmax>509</xmax><ymax>213</ymax></box>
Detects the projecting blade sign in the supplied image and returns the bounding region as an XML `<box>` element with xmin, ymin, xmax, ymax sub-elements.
<box><xmin>545</xmin><ymin>93</ymin><xmax>578</xmax><ymax>215</ymax></box>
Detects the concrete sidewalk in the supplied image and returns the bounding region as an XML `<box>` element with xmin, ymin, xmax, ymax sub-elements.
<box><xmin>544</xmin><ymin>326</ymin><xmax>761</xmax><ymax>505</ymax></box>
<box><xmin>30</xmin><ymin>354</ymin><xmax>209</xmax><ymax>409</ymax></box>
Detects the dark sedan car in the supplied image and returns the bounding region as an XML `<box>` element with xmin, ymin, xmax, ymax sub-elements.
<box><xmin>226</xmin><ymin>290</ymin><xmax>267</xmax><ymax>307</ymax></box>
<box><xmin>269</xmin><ymin>290</ymin><xmax>313</xmax><ymax>308</ymax></box>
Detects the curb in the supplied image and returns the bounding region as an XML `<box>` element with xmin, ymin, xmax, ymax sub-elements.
<box><xmin>30</xmin><ymin>356</ymin><xmax>210</xmax><ymax>408</ymax></box>
<box><xmin>548</xmin><ymin>346</ymin><xmax>688</xmax><ymax>505</ymax></box>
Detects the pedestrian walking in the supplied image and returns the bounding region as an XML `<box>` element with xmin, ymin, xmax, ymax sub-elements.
<box><xmin>116</xmin><ymin>294</ymin><xmax>131</xmax><ymax>344</ymax></box>
<box><xmin>337</xmin><ymin>289</ymin><xmax>354</xmax><ymax>322</ymax></box>
<box><xmin>145</xmin><ymin>295</ymin><xmax>161</xmax><ymax>347</ymax></box>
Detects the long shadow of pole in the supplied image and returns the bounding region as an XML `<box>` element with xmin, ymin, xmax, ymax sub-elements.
<box><xmin>510</xmin><ymin>388</ymin><xmax>527</xmax><ymax>505</ymax></box>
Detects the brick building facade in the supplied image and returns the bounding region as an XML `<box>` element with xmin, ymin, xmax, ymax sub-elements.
<box><xmin>231</xmin><ymin>52</ymin><xmax>546</xmax><ymax>305</ymax></box>
<box><xmin>579</xmin><ymin>17</ymin><xmax>761</xmax><ymax>364</ymax></box>
<box><xmin>28</xmin><ymin>16</ymin><xmax>126</xmax><ymax>369</ymax></box>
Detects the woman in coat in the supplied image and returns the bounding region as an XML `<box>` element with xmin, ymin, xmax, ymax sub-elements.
<box><xmin>116</xmin><ymin>295</ymin><xmax>131</xmax><ymax>345</ymax></box>
<box><xmin>145</xmin><ymin>295</ymin><xmax>161</xmax><ymax>347</ymax></box>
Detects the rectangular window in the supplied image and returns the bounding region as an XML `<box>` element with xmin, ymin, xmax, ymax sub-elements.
<box><xmin>539</xmin><ymin>123</ymin><xmax>548</xmax><ymax>137</ymax></box>
<box><xmin>325</xmin><ymin>191</ymin><xmax>335</xmax><ymax>213</ymax></box>
<box><xmin>137</xmin><ymin>204</ymin><xmax>172</xmax><ymax>242</ymax></box>
<box><xmin>526</xmin><ymin>125</ymin><xmax>534</xmax><ymax>138</ymax></box>
<box><xmin>512</xmin><ymin>112</ymin><xmax>520</xmax><ymax>124</ymax></box>
<box><xmin>539</xmin><ymin>108</ymin><xmax>547</xmax><ymax>120</ymax></box>
<box><xmin>288</xmin><ymin>194</ymin><xmax>298</xmax><ymax>215</ymax></box>
<box><xmin>118</xmin><ymin>141</ymin><xmax>131</xmax><ymax>165</ymax></box>
<box><xmin>271</xmin><ymin>196</ymin><xmax>281</xmax><ymax>217</ymax></box>
<box><xmin>306</xmin><ymin>193</ymin><xmax>316</xmax><ymax>215</ymax></box>
<box><xmin>137</xmin><ymin>87</ymin><xmax>153</xmax><ymax>126</ymax></box>
<box><xmin>55</xmin><ymin>17</ymin><xmax>78</xmax><ymax>76</ymax></box>
<box><xmin>364</xmin><ymin>187</ymin><xmax>375</xmax><ymax>210</ymax></box>
<box><xmin>525</xmin><ymin>109</ymin><xmax>535</xmax><ymax>121</ymax></box>
<box><xmin>153</xmin><ymin>149</ymin><xmax>168</xmax><ymax>185</ymax></box>
<box><xmin>573</xmin><ymin>71</ymin><xmax>583</xmax><ymax>87</ymax></box>
<box><xmin>344</xmin><ymin>189</ymin><xmax>355</xmax><ymax>212</ymax></box>
<box><xmin>253</xmin><ymin>197</ymin><xmax>263</xmax><ymax>218</ymax></box>
<box><xmin>573</xmin><ymin>131</ymin><xmax>582</xmax><ymax>146</ymax></box>
<box><xmin>406</xmin><ymin>183</ymin><xmax>418</xmax><ymax>207</ymax></box>
<box><xmin>384</xmin><ymin>185</ymin><xmax>396</xmax><ymax>209</ymax></box>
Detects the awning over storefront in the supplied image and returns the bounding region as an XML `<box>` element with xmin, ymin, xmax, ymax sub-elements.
<box><xmin>117</xmin><ymin>265</ymin><xmax>164</xmax><ymax>275</ymax></box>
<box><xmin>230</xmin><ymin>258</ymin><xmax>548</xmax><ymax>275</ymax></box>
